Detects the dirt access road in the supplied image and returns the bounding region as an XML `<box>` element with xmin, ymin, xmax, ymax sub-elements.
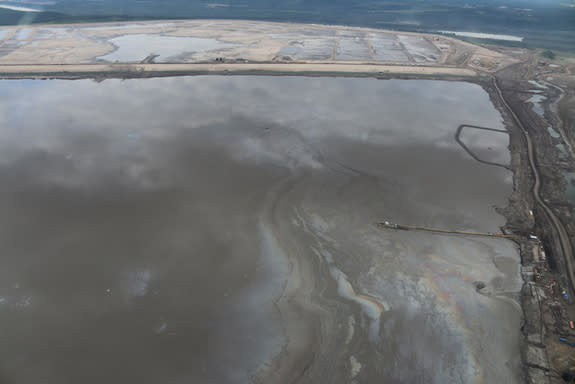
<box><xmin>493</xmin><ymin>76</ymin><xmax>575</xmax><ymax>296</ymax></box>
<box><xmin>0</xmin><ymin>62</ymin><xmax>477</xmax><ymax>78</ymax></box>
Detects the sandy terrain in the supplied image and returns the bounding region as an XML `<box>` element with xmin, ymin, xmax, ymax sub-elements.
<box><xmin>0</xmin><ymin>62</ymin><xmax>478</xmax><ymax>77</ymax></box>
<box><xmin>0</xmin><ymin>19</ymin><xmax>517</xmax><ymax>77</ymax></box>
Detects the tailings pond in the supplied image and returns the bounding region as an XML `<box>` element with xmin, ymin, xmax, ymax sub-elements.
<box><xmin>0</xmin><ymin>77</ymin><xmax>522</xmax><ymax>383</ymax></box>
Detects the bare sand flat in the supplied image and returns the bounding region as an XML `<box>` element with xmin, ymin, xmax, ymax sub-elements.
<box><xmin>0</xmin><ymin>62</ymin><xmax>478</xmax><ymax>77</ymax></box>
<box><xmin>0</xmin><ymin>19</ymin><xmax>516</xmax><ymax>76</ymax></box>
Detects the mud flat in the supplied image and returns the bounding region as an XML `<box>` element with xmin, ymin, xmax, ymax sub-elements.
<box><xmin>0</xmin><ymin>76</ymin><xmax>522</xmax><ymax>383</ymax></box>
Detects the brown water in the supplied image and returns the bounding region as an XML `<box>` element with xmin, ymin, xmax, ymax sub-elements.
<box><xmin>0</xmin><ymin>77</ymin><xmax>522</xmax><ymax>383</ymax></box>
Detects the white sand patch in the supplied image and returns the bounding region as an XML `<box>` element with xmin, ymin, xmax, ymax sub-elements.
<box><xmin>439</xmin><ymin>31</ymin><xmax>523</xmax><ymax>42</ymax></box>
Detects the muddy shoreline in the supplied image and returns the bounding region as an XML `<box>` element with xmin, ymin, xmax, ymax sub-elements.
<box><xmin>490</xmin><ymin>60</ymin><xmax>575</xmax><ymax>383</ymax></box>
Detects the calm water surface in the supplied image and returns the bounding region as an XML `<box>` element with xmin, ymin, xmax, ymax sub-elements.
<box><xmin>0</xmin><ymin>77</ymin><xmax>521</xmax><ymax>383</ymax></box>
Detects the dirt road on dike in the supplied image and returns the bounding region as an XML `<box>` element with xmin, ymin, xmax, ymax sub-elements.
<box><xmin>492</xmin><ymin>76</ymin><xmax>575</xmax><ymax>296</ymax></box>
<box><xmin>0</xmin><ymin>62</ymin><xmax>478</xmax><ymax>78</ymax></box>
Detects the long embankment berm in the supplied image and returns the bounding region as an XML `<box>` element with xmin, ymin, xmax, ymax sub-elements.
<box><xmin>0</xmin><ymin>63</ymin><xmax>478</xmax><ymax>79</ymax></box>
<box><xmin>376</xmin><ymin>222</ymin><xmax>520</xmax><ymax>239</ymax></box>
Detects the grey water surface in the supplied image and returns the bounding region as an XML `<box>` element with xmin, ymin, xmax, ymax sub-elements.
<box><xmin>0</xmin><ymin>77</ymin><xmax>521</xmax><ymax>384</ymax></box>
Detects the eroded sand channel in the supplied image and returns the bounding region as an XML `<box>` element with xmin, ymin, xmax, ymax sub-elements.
<box><xmin>0</xmin><ymin>77</ymin><xmax>521</xmax><ymax>383</ymax></box>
